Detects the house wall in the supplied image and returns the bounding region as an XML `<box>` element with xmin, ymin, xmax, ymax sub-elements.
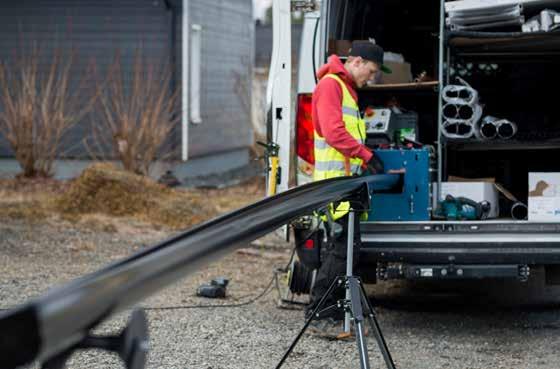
<box><xmin>0</xmin><ymin>0</ymin><xmax>255</xmax><ymax>178</ymax></box>
<box><xmin>188</xmin><ymin>0</ymin><xmax>254</xmax><ymax>158</ymax></box>
<box><xmin>0</xmin><ymin>0</ymin><xmax>173</xmax><ymax>158</ymax></box>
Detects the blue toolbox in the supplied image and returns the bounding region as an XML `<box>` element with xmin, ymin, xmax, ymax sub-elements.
<box><xmin>367</xmin><ymin>148</ymin><xmax>432</xmax><ymax>221</ymax></box>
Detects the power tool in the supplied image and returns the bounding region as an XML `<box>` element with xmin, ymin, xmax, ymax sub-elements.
<box><xmin>435</xmin><ymin>195</ymin><xmax>491</xmax><ymax>220</ymax></box>
<box><xmin>196</xmin><ymin>277</ymin><xmax>229</xmax><ymax>298</ymax></box>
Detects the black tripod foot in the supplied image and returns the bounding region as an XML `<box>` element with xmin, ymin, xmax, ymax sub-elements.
<box><xmin>275</xmin><ymin>276</ymin><xmax>396</xmax><ymax>369</ymax></box>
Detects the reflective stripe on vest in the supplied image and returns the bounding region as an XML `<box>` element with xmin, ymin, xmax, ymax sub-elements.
<box><xmin>314</xmin><ymin>161</ymin><xmax>361</xmax><ymax>174</ymax></box>
<box><xmin>313</xmin><ymin>74</ymin><xmax>367</xmax><ymax>220</ymax></box>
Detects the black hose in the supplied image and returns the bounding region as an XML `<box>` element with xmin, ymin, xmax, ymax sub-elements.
<box><xmin>312</xmin><ymin>17</ymin><xmax>320</xmax><ymax>84</ymax></box>
<box><xmin>289</xmin><ymin>261</ymin><xmax>314</xmax><ymax>294</ymax></box>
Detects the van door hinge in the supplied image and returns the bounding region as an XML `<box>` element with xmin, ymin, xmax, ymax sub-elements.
<box><xmin>291</xmin><ymin>0</ymin><xmax>318</xmax><ymax>12</ymax></box>
<box><xmin>518</xmin><ymin>265</ymin><xmax>530</xmax><ymax>282</ymax></box>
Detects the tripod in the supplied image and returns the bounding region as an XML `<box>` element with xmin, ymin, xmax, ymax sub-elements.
<box><xmin>275</xmin><ymin>210</ymin><xmax>396</xmax><ymax>369</ymax></box>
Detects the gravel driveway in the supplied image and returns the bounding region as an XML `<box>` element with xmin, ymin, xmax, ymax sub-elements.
<box><xmin>2</xmin><ymin>219</ymin><xmax>560</xmax><ymax>369</ymax></box>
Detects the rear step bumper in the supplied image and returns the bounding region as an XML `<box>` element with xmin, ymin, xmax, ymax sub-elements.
<box><xmin>360</xmin><ymin>244</ymin><xmax>560</xmax><ymax>264</ymax></box>
<box><xmin>377</xmin><ymin>264</ymin><xmax>528</xmax><ymax>281</ymax></box>
<box><xmin>360</xmin><ymin>221</ymin><xmax>560</xmax><ymax>264</ymax></box>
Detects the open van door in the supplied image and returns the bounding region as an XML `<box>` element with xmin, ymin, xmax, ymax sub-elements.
<box><xmin>265</xmin><ymin>0</ymin><xmax>293</xmax><ymax>196</ymax></box>
<box><xmin>265</xmin><ymin>0</ymin><xmax>319</xmax><ymax>196</ymax></box>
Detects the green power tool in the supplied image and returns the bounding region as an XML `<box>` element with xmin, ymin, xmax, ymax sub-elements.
<box><xmin>435</xmin><ymin>195</ymin><xmax>491</xmax><ymax>220</ymax></box>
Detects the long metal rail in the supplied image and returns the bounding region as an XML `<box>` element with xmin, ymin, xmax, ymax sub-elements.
<box><xmin>0</xmin><ymin>174</ymin><xmax>400</xmax><ymax>368</ymax></box>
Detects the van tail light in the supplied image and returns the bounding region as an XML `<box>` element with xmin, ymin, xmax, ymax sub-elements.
<box><xmin>304</xmin><ymin>239</ymin><xmax>315</xmax><ymax>249</ymax></box>
<box><xmin>296</xmin><ymin>93</ymin><xmax>315</xmax><ymax>165</ymax></box>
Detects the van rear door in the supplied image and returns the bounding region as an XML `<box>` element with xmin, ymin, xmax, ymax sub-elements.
<box><xmin>265</xmin><ymin>0</ymin><xmax>292</xmax><ymax>196</ymax></box>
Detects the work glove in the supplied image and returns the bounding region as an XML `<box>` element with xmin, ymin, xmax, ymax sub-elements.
<box><xmin>364</xmin><ymin>154</ymin><xmax>384</xmax><ymax>175</ymax></box>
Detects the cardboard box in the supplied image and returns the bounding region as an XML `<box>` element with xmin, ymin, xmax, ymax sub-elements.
<box><xmin>328</xmin><ymin>39</ymin><xmax>352</xmax><ymax>56</ymax></box>
<box><xmin>528</xmin><ymin>172</ymin><xmax>560</xmax><ymax>222</ymax></box>
<box><xmin>448</xmin><ymin>175</ymin><xmax>496</xmax><ymax>183</ymax></box>
<box><xmin>327</xmin><ymin>41</ymin><xmax>412</xmax><ymax>84</ymax></box>
<box><xmin>380</xmin><ymin>61</ymin><xmax>412</xmax><ymax>84</ymax></box>
<box><xmin>432</xmin><ymin>182</ymin><xmax>500</xmax><ymax>218</ymax></box>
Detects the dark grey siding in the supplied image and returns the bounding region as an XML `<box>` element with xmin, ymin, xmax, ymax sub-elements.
<box><xmin>0</xmin><ymin>0</ymin><xmax>174</xmax><ymax>158</ymax></box>
<box><xmin>255</xmin><ymin>23</ymin><xmax>303</xmax><ymax>68</ymax></box>
<box><xmin>0</xmin><ymin>0</ymin><xmax>254</xmax><ymax>162</ymax></box>
<box><xmin>188</xmin><ymin>0</ymin><xmax>254</xmax><ymax>158</ymax></box>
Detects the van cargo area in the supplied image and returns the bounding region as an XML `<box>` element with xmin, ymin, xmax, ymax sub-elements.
<box><xmin>445</xmin><ymin>62</ymin><xmax>560</xmax><ymax>209</ymax></box>
<box><xmin>325</xmin><ymin>0</ymin><xmax>560</xmax><ymax>227</ymax></box>
<box><xmin>282</xmin><ymin>0</ymin><xmax>560</xmax><ymax>284</ymax></box>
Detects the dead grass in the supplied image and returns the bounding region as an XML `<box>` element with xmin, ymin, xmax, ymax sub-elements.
<box><xmin>88</xmin><ymin>50</ymin><xmax>179</xmax><ymax>175</ymax></box>
<box><xmin>0</xmin><ymin>163</ymin><xmax>264</xmax><ymax>231</ymax></box>
<box><xmin>0</xmin><ymin>43</ymin><xmax>96</xmax><ymax>178</ymax></box>
<box><xmin>56</xmin><ymin>163</ymin><xmax>174</xmax><ymax>216</ymax></box>
<box><xmin>0</xmin><ymin>177</ymin><xmax>68</xmax><ymax>220</ymax></box>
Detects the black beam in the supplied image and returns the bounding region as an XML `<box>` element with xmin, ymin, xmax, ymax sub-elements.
<box><xmin>0</xmin><ymin>174</ymin><xmax>400</xmax><ymax>368</ymax></box>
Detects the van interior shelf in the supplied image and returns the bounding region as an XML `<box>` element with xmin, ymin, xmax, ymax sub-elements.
<box><xmin>360</xmin><ymin>81</ymin><xmax>439</xmax><ymax>91</ymax></box>
<box><xmin>444</xmin><ymin>139</ymin><xmax>560</xmax><ymax>151</ymax></box>
<box><xmin>447</xmin><ymin>30</ymin><xmax>560</xmax><ymax>55</ymax></box>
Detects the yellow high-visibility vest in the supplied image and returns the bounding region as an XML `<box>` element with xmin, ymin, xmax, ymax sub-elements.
<box><xmin>313</xmin><ymin>73</ymin><xmax>367</xmax><ymax>220</ymax></box>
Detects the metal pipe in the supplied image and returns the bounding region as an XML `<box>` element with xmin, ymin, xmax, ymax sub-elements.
<box><xmin>497</xmin><ymin>120</ymin><xmax>517</xmax><ymax>139</ymax></box>
<box><xmin>458</xmin><ymin>104</ymin><xmax>474</xmax><ymax>120</ymax></box>
<box><xmin>511</xmin><ymin>202</ymin><xmax>528</xmax><ymax>220</ymax></box>
<box><xmin>443</xmin><ymin>120</ymin><xmax>475</xmax><ymax>139</ymax></box>
<box><xmin>480</xmin><ymin>116</ymin><xmax>498</xmax><ymax>139</ymax></box>
<box><xmin>0</xmin><ymin>174</ymin><xmax>401</xmax><ymax>368</ymax></box>
<box><xmin>442</xmin><ymin>84</ymin><xmax>478</xmax><ymax>105</ymax></box>
<box><xmin>443</xmin><ymin>103</ymin><xmax>458</xmax><ymax>119</ymax></box>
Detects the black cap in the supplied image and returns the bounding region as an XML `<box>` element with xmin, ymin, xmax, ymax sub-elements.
<box><xmin>348</xmin><ymin>41</ymin><xmax>392</xmax><ymax>74</ymax></box>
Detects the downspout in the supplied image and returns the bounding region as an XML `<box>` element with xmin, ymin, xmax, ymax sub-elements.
<box><xmin>166</xmin><ymin>0</ymin><xmax>189</xmax><ymax>161</ymax></box>
<box><xmin>181</xmin><ymin>0</ymin><xmax>190</xmax><ymax>161</ymax></box>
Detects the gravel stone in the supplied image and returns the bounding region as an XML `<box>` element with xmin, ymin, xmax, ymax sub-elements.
<box><xmin>1</xmin><ymin>219</ymin><xmax>560</xmax><ymax>368</ymax></box>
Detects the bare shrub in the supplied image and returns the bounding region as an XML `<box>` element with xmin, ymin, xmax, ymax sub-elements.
<box><xmin>0</xmin><ymin>44</ymin><xmax>95</xmax><ymax>177</ymax></box>
<box><xmin>90</xmin><ymin>50</ymin><xmax>180</xmax><ymax>175</ymax></box>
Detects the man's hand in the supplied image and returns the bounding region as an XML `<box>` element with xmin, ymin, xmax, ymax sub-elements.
<box><xmin>365</xmin><ymin>155</ymin><xmax>384</xmax><ymax>175</ymax></box>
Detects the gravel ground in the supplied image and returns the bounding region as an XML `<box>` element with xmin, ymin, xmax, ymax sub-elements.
<box><xmin>2</xmin><ymin>219</ymin><xmax>560</xmax><ymax>369</ymax></box>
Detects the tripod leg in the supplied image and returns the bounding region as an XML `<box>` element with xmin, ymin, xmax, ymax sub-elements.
<box><xmin>275</xmin><ymin>276</ymin><xmax>343</xmax><ymax>369</ymax></box>
<box><xmin>358</xmin><ymin>280</ymin><xmax>396</xmax><ymax>369</ymax></box>
<box><xmin>344</xmin><ymin>211</ymin><xmax>356</xmax><ymax>333</ymax></box>
<box><xmin>41</xmin><ymin>351</ymin><xmax>72</xmax><ymax>369</ymax></box>
<box><xmin>355</xmin><ymin>321</ymin><xmax>370</xmax><ymax>369</ymax></box>
<box><xmin>347</xmin><ymin>277</ymin><xmax>371</xmax><ymax>369</ymax></box>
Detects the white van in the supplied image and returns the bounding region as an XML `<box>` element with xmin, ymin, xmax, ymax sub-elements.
<box><xmin>272</xmin><ymin>0</ymin><xmax>560</xmax><ymax>285</ymax></box>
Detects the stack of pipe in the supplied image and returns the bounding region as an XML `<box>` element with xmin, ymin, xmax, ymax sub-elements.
<box><xmin>523</xmin><ymin>9</ymin><xmax>560</xmax><ymax>32</ymax></box>
<box><xmin>479</xmin><ymin>116</ymin><xmax>518</xmax><ymax>140</ymax></box>
<box><xmin>442</xmin><ymin>77</ymin><xmax>483</xmax><ymax>139</ymax></box>
<box><xmin>445</xmin><ymin>2</ymin><xmax>525</xmax><ymax>31</ymax></box>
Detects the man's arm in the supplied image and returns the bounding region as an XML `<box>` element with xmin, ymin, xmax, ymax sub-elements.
<box><xmin>314</xmin><ymin>79</ymin><xmax>372</xmax><ymax>163</ymax></box>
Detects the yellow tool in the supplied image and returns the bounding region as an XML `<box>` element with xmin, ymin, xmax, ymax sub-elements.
<box><xmin>257</xmin><ymin>141</ymin><xmax>281</xmax><ymax>196</ymax></box>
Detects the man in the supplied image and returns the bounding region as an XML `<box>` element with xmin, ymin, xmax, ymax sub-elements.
<box><xmin>307</xmin><ymin>41</ymin><xmax>391</xmax><ymax>337</ymax></box>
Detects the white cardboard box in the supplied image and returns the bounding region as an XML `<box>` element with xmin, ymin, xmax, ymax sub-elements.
<box><xmin>432</xmin><ymin>182</ymin><xmax>500</xmax><ymax>218</ymax></box>
<box><xmin>528</xmin><ymin>172</ymin><xmax>560</xmax><ymax>222</ymax></box>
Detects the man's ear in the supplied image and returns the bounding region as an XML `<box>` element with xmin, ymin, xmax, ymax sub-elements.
<box><xmin>347</xmin><ymin>56</ymin><xmax>361</xmax><ymax>64</ymax></box>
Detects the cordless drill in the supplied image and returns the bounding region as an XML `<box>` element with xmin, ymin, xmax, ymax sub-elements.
<box><xmin>196</xmin><ymin>277</ymin><xmax>229</xmax><ymax>298</ymax></box>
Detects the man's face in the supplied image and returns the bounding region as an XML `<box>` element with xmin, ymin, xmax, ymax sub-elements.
<box><xmin>350</xmin><ymin>58</ymin><xmax>380</xmax><ymax>88</ymax></box>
